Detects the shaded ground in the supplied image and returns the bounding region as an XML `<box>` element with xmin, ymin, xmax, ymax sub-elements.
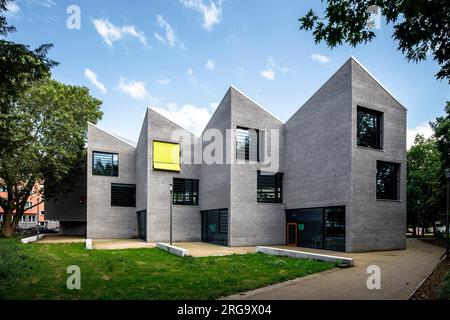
<box><xmin>411</xmin><ymin>238</ymin><xmax>450</xmax><ymax>300</ymax></box>
<box><xmin>174</xmin><ymin>242</ymin><xmax>255</xmax><ymax>257</ymax></box>
<box><xmin>0</xmin><ymin>239</ymin><xmax>334</xmax><ymax>300</ymax></box>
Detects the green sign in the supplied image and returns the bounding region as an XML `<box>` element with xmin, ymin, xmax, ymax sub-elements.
<box><xmin>209</xmin><ymin>224</ymin><xmax>217</xmax><ymax>233</ymax></box>
<box><xmin>298</xmin><ymin>224</ymin><xmax>305</xmax><ymax>231</ymax></box>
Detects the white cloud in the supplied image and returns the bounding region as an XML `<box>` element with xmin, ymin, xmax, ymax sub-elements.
<box><xmin>117</xmin><ymin>77</ymin><xmax>150</xmax><ymax>100</ymax></box>
<box><xmin>260</xmin><ymin>69</ymin><xmax>275</xmax><ymax>81</ymax></box>
<box><xmin>155</xmin><ymin>15</ymin><xmax>184</xmax><ymax>49</ymax></box>
<box><xmin>210</xmin><ymin>102</ymin><xmax>219</xmax><ymax>110</ymax></box>
<box><xmin>6</xmin><ymin>2</ymin><xmax>21</xmax><ymax>14</ymax></box>
<box><xmin>187</xmin><ymin>68</ymin><xmax>197</xmax><ymax>84</ymax></box>
<box><xmin>92</xmin><ymin>19</ymin><xmax>148</xmax><ymax>48</ymax></box>
<box><xmin>157</xmin><ymin>78</ymin><xmax>171</xmax><ymax>86</ymax></box>
<box><xmin>180</xmin><ymin>0</ymin><xmax>223</xmax><ymax>30</ymax></box>
<box><xmin>25</xmin><ymin>0</ymin><xmax>56</xmax><ymax>8</ymax></box>
<box><xmin>84</xmin><ymin>68</ymin><xmax>107</xmax><ymax>94</ymax></box>
<box><xmin>153</xmin><ymin>103</ymin><xmax>211</xmax><ymax>136</ymax></box>
<box><xmin>205</xmin><ymin>59</ymin><xmax>215</xmax><ymax>71</ymax></box>
<box><xmin>260</xmin><ymin>58</ymin><xmax>288</xmax><ymax>81</ymax></box>
<box><xmin>407</xmin><ymin>123</ymin><xmax>434</xmax><ymax>149</ymax></box>
<box><xmin>311</xmin><ymin>53</ymin><xmax>331</xmax><ymax>64</ymax></box>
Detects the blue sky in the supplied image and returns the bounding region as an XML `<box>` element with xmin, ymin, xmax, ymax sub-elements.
<box><xmin>4</xmin><ymin>0</ymin><xmax>449</xmax><ymax>147</ymax></box>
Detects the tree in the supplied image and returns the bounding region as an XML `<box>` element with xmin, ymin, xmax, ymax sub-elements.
<box><xmin>0</xmin><ymin>0</ymin><xmax>15</xmax><ymax>36</ymax></box>
<box><xmin>299</xmin><ymin>0</ymin><xmax>450</xmax><ymax>82</ymax></box>
<box><xmin>431</xmin><ymin>102</ymin><xmax>450</xmax><ymax>168</ymax></box>
<box><xmin>407</xmin><ymin>135</ymin><xmax>444</xmax><ymax>237</ymax></box>
<box><xmin>0</xmin><ymin>80</ymin><xmax>103</xmax><ymax>237</ymax></box>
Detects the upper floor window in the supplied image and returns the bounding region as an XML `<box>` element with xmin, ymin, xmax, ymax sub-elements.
<box><xmin>173</xmin><ymin>178</ymin><xmax>199</xmax><ymax>206</ymax></box>
<box><xmin>111</xmin><ymin>183</ymin><xmax>136</xmax><ymax>207</ymax></box>
<box><xmin>25</xmin><ymin>201</ymin><xmax>33</xmax><ymax>210</ymax></box>
<box><xmin>236</xmin><ymin>127</ymin><xmax>260</xmax><ymax>161</ymax></box>
<box><xmin>93</xmin><ymin>151</ymin><xmax>119</xmax><ymax>177</ymax></box>
<box><xmin>357</xmin><ymin>107</ymin><xmax>383</xmax><ymax>149</ymax></box>
<box><xmin>153</xmin><ymin>141</ymin><xmax>181</xmax><ymax>172</ymax></box>
<box><xmin>377</xmin><ymin>161</ymin><xmax>400</xmax><ymax>200</ymax></box>
<box><xmin>0</xmin><ymin>186</ymin><xmax>6</xmax><ymax>192</ymax></box>
<box><xmin>257</xmin><ymin>171</ymin><xmax>283</xmax><ymax>203</ymax></box>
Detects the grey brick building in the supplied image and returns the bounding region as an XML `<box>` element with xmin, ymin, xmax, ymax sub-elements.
<box><xmin>46</xmin><ymin>57</ymin><xmax>407</xmax><ymax>252</ymax></box>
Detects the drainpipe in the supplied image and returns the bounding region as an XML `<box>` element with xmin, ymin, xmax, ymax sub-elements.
<box><xmin>169</xmin><ymin>183</ymin><xmax>173</xmax><ymax>246</ymax></box>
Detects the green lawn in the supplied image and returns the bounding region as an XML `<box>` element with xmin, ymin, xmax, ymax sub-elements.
<box><xmin>0</xmin><ymin>239</ymin><xmax>334</xmax><ymax>300</ymax></box>
<box><xmin>440</xmin><ymin>269</ymin><xmax>450</xmax><ymax>300</ymax></box>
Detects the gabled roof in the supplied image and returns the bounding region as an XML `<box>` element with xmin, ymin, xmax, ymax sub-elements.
<box><xmin>87</xmin><ymin>122</ymin><xmax>137</xmax><ymax>148</ymax></box>
<box><xmin>285</xmin><ymin>56</ymin><xmax>407</xmax><ymax>123</ymax></box>
<box><xmin>148</xmin><ymin>107</ymin><xmax>200</xmax><ymax>138</ymax></box>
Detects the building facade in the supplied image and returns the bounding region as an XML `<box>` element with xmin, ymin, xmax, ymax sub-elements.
<box><xmin>46</xmin><ymin>57</ymin><xmax>407</xmax><ymax>252</ymax></box>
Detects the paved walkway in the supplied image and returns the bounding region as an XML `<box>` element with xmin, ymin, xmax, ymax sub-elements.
<box><xmin>174</xmin><ymin>242</ymin><xmax>255</xmax><ymax>257</ymax></box>
<box><xmin>225</xmin><ymin>239</ymin><xmax>444</xmax><ymax>300</ymax></box>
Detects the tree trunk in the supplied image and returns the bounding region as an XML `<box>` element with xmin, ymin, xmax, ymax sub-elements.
<box><xmin>0</xmin><ymin>210</ymin><xmax>15</xmax><ymax>238</ymax></box>
<box><xmin>413</xmin><ymin>222</ymin><xmax>417</xmax><ymax>237</ymax></box>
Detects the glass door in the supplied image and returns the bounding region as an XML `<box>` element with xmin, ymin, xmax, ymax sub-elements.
<box><xmin>286</xmin><ymin>223</ymin><xmax>297</xmax><ymax>246</ymax></box>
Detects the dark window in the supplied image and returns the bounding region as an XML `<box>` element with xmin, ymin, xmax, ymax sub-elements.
<box><xmin>173</xmin><ymin>178</ymin><xmax>199</xmax><ymax>205</ymax></box>
<box><xmin>357</xmin><ymin>107</ymin><xmax>383</xmax><ymax>149</ymax></box>
<box><xmin>257</xmin><ymin>171</ymin><xmax>283</xmax><ymax>203</ymax></box>
<box><xmin>111</xmin><ymin>184</ymin><xmax>136</xmax><ymax>207</ymax></box>
<box><xmin>93</xmin><ymin>152</ymin><xmax>119</xmax><ymax>176</ymax></box>
<box><xmin>376</xmin><ymin>161</ymin><xmax>400</xmax><ymax>200</ymax></box>
<box><xmin>236</xmin><ymin>127</ymin><xmax>260</xmax><ymax>161</ymax></box>
<box><xmin>219</xmin><ymin>209</ymin><xmax>228</xmax><ymax>234</ymax></box>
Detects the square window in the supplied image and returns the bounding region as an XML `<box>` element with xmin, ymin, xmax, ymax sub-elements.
<box><xmin>357</xmin><ymin>107</ymin><xmax>383</xmax><ymax>149</ymax></box>
<box><xmin>257</xmin><ymin>171</ymin><xmax>283</xmax><ymax>203</ymax></box>
<box><xmin>111</xmin><ymin>184</ymin><xmax>136</xmax><ymax>207</ymax></box>
<box><xmin>173</xmin><ymin>178</ymin><xmax>199</xmax><ymax>206</ymax></box>
<box><xmin>153</xmin><ymin>141</ymin><xmax>181</xmax><ymax>172</ymax></box>
<box><xmin>93</xmin><ymin>152</ymin><xmax>119</xmax><ymax>176</ymax></box>
<box><xmin>376</xmin><ymin>161</ymin><xmax>400</xmax><ymax>200</ymax></box>
<box><xmin>236</xmin><ymin>127</ymin><xmax>260</xmax><ymax>161</ymax></box>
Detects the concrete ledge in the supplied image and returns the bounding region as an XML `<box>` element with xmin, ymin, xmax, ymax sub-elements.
<box><xmin>85</xmin><ymin>239</ymin><xmax>93</xmax><ymax>250</ymax></box>
<box><xmin>156</xmin><ymin>243</ymin><xmax>188</xmax><ymax>257</ymax></box>
<box><xmin>21</xmin><ymin>234</ymin><xmax>46</xmax><ymax>244</ymax></box>
<box><xmin>256</xmin><ymin>246</ymin><xmax>353</xmax><ymax>266</ymax></box>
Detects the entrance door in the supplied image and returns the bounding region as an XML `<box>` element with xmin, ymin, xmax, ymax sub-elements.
<box><xmin>137</xmin><ymin>211</ymin><xmax>146</xmax><ymax>241</ymax></box>
<box><xmin>201</xmin><ymin>209</ymin><xmax>228</xmax><ymax>246</ymax></box>
<box><xmin>286</xmin><ymin>223</ymin><xmax>297</xmax><ymax>246</ymax></box>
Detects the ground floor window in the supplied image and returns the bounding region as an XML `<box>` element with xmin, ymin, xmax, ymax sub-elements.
<box><xmin>257</xmin><ymin>171</ymin><xmax>283</xmax><ymax>203</ymax></box>
<box><xmin>201</xmin><ymin>209</ymin><xmax>228</xmax><ymax>246</ymax></box>
<box><xmin>286</xmin><ymin>206</ymin><xmax>346</xmax><ymax>252</ymax></box>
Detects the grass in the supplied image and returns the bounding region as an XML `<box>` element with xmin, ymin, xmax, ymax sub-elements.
<box><xmin>0</xmin><ymin>238</ymin><xmax>334</xmax><ymax>300</ymax></box>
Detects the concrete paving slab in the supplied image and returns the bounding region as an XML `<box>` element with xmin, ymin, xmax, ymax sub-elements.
<box><xmin>224</xmin><ymin>239</ymin><xmax>444</xmax><ymax>300</ymax></box>
<box><xmin>35</xmin><ymin>235</ymin><xmax>86</xmax><ymax>244</ymax></box>
<box><xmin>174</xmin><ymin>242</ymin><xmax>255</xmax><ymax>257</ymax></box>
<box><xmin>92</xmin><ymin>239</ymin><xmax>156</xmax><ymax>250</ymax></box>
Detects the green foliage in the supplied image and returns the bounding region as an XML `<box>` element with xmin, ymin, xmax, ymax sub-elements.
<box><xmin>407</xmin><ymin>134</ymin><xmax>444</xmax><ymax>229</ymax></box>
<box><xmin>439</xmin><ymin>270</ymin><xmax>450</xmax><ymax>300</ymax></box>
<box><xmin>0</xmin><ymin>79</ymin><xmax>103</xmax><ymax>236</ymax></box>
<box><xmin>431</xmin><ymin>102</ymin><xmax>450</xmax><ymax>169</ymax></box>
<box><xmin>0</xmin><ymin>240</ymin><xmax>334</xmax><ymax>300</ymax></box>
<box><xmin>0</xmin><ymin>0</ymin><xmax>16</xmax><ymax>36</ymax></box>
<box><xmin>299</xmin><ymin>0</ymin><xmax>450</xmax><ymax>82</ymax></box>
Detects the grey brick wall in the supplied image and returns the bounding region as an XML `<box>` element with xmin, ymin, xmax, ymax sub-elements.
<box><xmin>86</xmin><ymin>124</ymin><xmax>138</xmax><ymax>239</ymax></box>
<box><xmin>348</xmin><ymin>59</ymin><xmax>407</xmax><ymax>252</ymax></box>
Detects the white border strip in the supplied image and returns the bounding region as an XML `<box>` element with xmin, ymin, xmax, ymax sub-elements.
<box><xmin>256</xmin><ymin>246</ymin><xmax>353</xmax><ymax>266</ymax></box>
<box><xmin>157</xmin><ymin>242</ymin><xmax>188</xmax><ymax>257</ymax></box>
<box><xmin>21</xmin><ymin>234</ymin><xmax>46</xmax><ymax>244</ymax></box>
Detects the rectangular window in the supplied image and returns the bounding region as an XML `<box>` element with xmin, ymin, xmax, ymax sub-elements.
<box><xmin>173</xmin><ymin>178</ymin><xmax>199</xmax><ymax>205</ymax></box>
<box><xmin>0</xmin><ymin>186</ymin><xmax>6</xmax><ymax>192</ymax></box>
<box><xmin>29</xmin><ymin>215</ymin><xmax>36</xmax><ymax>223</ymax></box>
<box><xmin>236</xmin><ymin>127</ymin><xmax>259</xmax><ymax>161</ymax></box>
<box><xmin>153</xmin><ymin>141</ymin><xmax>181</xmax><ymax>172</ymax></box>
<box><xmin>20</xmin><ymin>216</ymin><xmax>26</xmax><ymax>223</ymax></box>
<box><xmin>24</xmin><ymin>201</ymin><xmax>32</xmax><ymax>210</ymax></box>
<box><xmin>218</xmin><ymin>209</ymin><xmax>228</xmax><ymax>234</ymax></box>
<box><xmin>0</xmin><ymin>215</ymin><xmax>3</xmax><ymax>222</ymax></box>
<box><xmin>93</xmin><ymin>151</ymin><xmax>119</xmax><ymax>176</ymax></box>
<box><xmin>111</xmin><ymin>184</ymin><xmax>136</xmax><ymax>207</ymax></box>
<box><xmin>377</xmin><ymin>161</ymin><xmax>400</xmax><ymax>200</ymax></box>
<box><xmin>357</xmin><ymin>106</ymin><xmax>383</xmax><ymax>149</ymax></box>
<box><xmin>257</xmin><ymin>171</ymin><xmax>283</xmax><ymax>203</ymax></box>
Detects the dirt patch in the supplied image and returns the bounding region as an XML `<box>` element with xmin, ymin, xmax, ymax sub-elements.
<box><xmin>410</xmin><ymin>239</ymin><xmax>449</xmax><ymax>300</ymax></box>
